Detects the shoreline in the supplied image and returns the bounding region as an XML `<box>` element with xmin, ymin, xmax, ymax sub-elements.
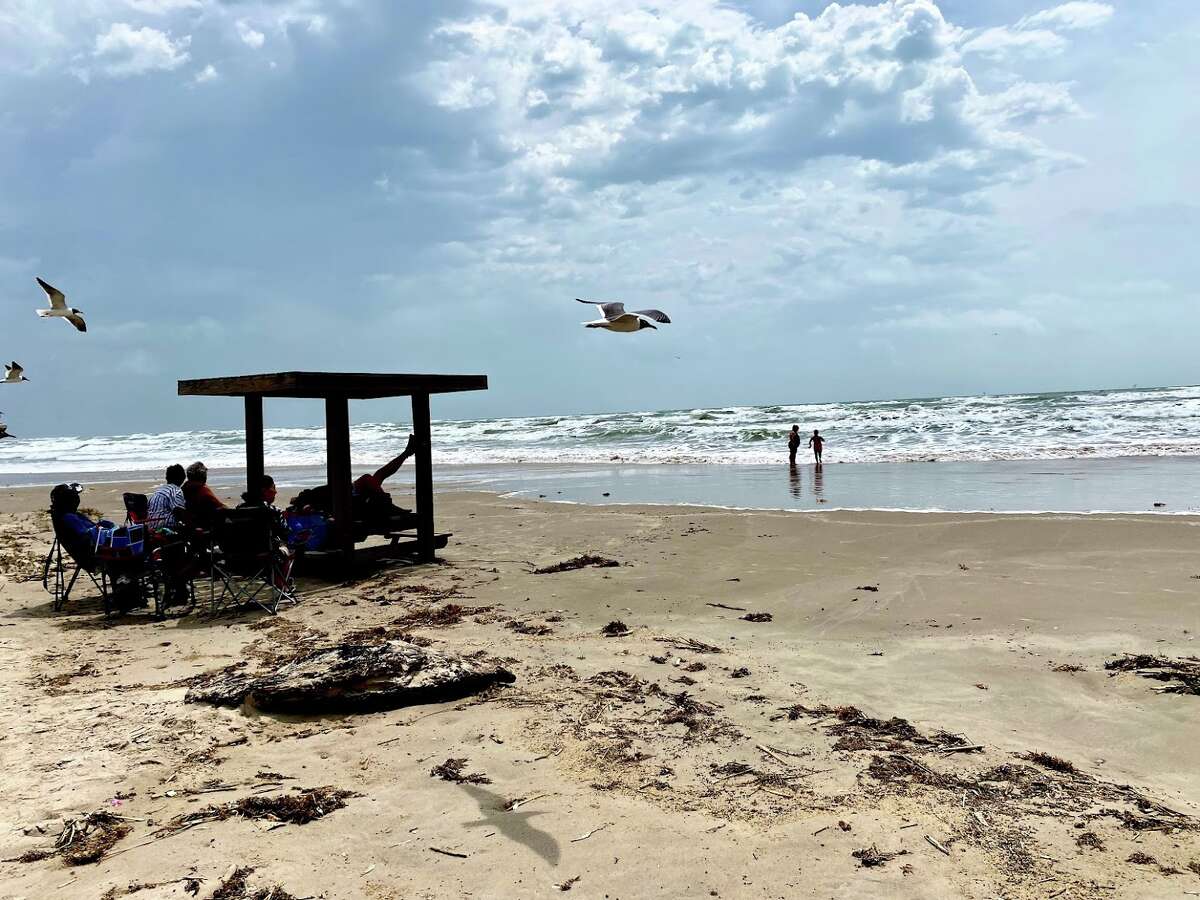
<box><xmin>3</xmin><ymin>455</ymin><xmax>1200</xmax><ymax>516</ymax></box>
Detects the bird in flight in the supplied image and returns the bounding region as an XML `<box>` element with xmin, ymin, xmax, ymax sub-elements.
<box><xmin>35</xmin><ymin>277</ymin><xmax>87</xmax><ymax>332</ymax></box>
<box><xmin>576</xmin><ymin>298</ymin><xmax>671</xmax><ymax>333</ymax></box>
<box><xmin>0</xmin><ymin>415</ymin><xmax>11</xmax><ymax>440</ymax></box>
<box><xmin>2</xmin><ymin>361</ymin><xmax>28</xmax><ymax>384</ymax></box>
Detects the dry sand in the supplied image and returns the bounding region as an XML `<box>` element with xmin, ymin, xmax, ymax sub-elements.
<box><xmin>0</xmin><ymin>482</ymin><xmax>1198</xmax><ymax>899</ymax></box>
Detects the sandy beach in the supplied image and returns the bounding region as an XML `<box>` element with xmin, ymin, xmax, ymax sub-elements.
<box><xmin>1</xmin><ymin>482</ymin><xmax>1198</xmax><ymax>899</ymax></box>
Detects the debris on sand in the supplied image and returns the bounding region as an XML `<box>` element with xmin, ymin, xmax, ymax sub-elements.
<box><xmin>1076</xmin><ymin>831</ymin><xmax>1105</xmax><ymax>851</ymax></box>
<box><xmin>209</xmin><ymin>866</ymin><xmax>298</xmax><ymax>900</ymax></box>
<box><xmin>430</xmin><ymin>758</ymin><xmax>491</xmax><ymax>785</ymax></box>
<box><xmin>534</xmin><ymin>555</ymin><xmax>621</xmax><ymax>574</ymax></box>
<box><xmin>555</xmin><ymin>875</ymin><xmax>582</xmax><ymax>892</ymax></box>
<box><xmin>684</xmin><ymin>661</ymin><xmax>708</xmax><ymax>673</ymax></box>
<box><xmin>506</xmin><ymin>620</ymin><xmax>554</xmax><ymax>636</ymax></box>
<box><xmin>185</xmin><ymin>640</ymin><xmax>514</xmax><ymax>713</ymax></box>
<box><xmin>780</xmin><ymin>703</ymin><xmax>975</xmax><ymax>754</ymax></box>
<box><xmin>739</xmin><ymin>612</ymin><xmax>773</xmax><ymax>623</ymax></box>
<box><xmin>601</xmin><ymin>621</ymin><xmax>631</xmax><ymax>637</ymax></box>
<box><xmin>1104</xmin><ymin>654</ymin><xmax>1200</xmax><ymax>695</ymax></box>
<box><xmin>730</xmin><ymin>667</ymin><xmax>751</xmax><ymax>679</ymax></box>
<box><xmin>18</xmin><ymin>811</ymin><xmax>131</xmax><ymax>866</ymax></box>
<box><xmin>856</xmin><ymin>585</ymin><xmax>880</xmax><ymax>592</ymax></box>
<box><xmin>654</xmin><ymin>636</ymin><xmax>723</xmax><ymax>654</ymax></box>
<box><xmin>1021</xmin><ymin>751</ymin><xmax>1078</xmax><ymax>775</ymax></box>
<box><xmin>389</xmin><ymin>604</ymin><xmax>493</xmax><ymax>629</ymax></box>
<box><xmin>1052</xmin><ymin>663</ymin><xmax>1085</xmax><ymax>673</ymax></box>
<box><xmin>163</xmin><ymin>787</ymin><xmax>356</xmax><ymax>833</ymax></box>
<box><xmin>1126</xmin><ymin>851</ymin><xmax>1157</xmax><ymax>865</ymax></box>
<box><xmin>852</xmin><ymin>845</ymin><xmax>908</xmax><ymax>867</ymax></box>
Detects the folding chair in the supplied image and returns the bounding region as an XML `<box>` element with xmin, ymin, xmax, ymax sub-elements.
<box><xmin>42</xmin><ymin>533</ymin><xmax>107</xmax><ymax>613</ymax></box>
<box><xmin>124</xmin><ymin>493</ymin><xmax>149</xmax><ymax>526</ymax></box>
<box><xmin>205</xmin><ymin>507</ymin><xmax>298</xmax><ymax>615</ymax></box>
<box><xmin>42</xmin><ymin>520</ymin><xmax>156</xmax><ymax>615</ymax></box>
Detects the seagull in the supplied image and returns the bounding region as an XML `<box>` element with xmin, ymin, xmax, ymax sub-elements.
<box><xmin>0</xmin><ymin>417</ymin><xmax>11</xmax><ymax>440</ymax></box>
<box><xmin>576</xmin><ymin>298</ymin><xmax>671</xmax><ymax>333</ymax></box>
<box><xmin>2</xmin><ymin>361</ymin><xmax>28</xmax><ymax>384</ymax></box>
<box><xmin>35</xmin><ymin>277</ymin><xmax>86</xmax><ymax>332</ymax></box>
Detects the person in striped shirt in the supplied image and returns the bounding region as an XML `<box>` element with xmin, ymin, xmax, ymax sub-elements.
<box><xmin>147</xmin><ymin>464</ymin><xmax>187</xmax><ymax>531</ymax></box>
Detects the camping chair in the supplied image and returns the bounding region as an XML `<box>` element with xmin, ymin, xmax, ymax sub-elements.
<box><xmin>42</xmin><ymin>518</ymin><xmax>159</xmax><ymax>615</ymax></box>
<box><xmin>205</xmin><ymin>507</ymin><xmax>297</xmax><ymax>615</ymax></box>
<box><xmin>124</xmin><ymin>493</ymin><xmax>149</xmax><ymax>526</ymax></box>
<box><xmin>42</xmin><ymin>533</ymin><xmax>107</xmax><ymax>613</ymax></box>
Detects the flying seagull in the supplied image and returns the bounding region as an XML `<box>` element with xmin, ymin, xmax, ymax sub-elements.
<box><xmin>576</xmin><ymin>298</ymin><xmax>671</xmax><ymax>333</ymax></box>
<box><xmin>2</xmin><ymin>361</ymin><xmax>28</xmax><ymax>384</ymax></box>
<box><xmin>35</xmin><ymin>277</ymin><xmax>86</xmax><ymax>332</ymax></box>
<box><xmin>0</xmin><ymin>417</ymin><xmax>11</xmax><ymax>440</ymax></box>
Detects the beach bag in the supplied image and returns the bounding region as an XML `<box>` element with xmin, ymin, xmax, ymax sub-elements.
<box><xmin>94</xmin><ymin>524</ymin><xmax>147</xmax><ymax>562</ymax></box>
<box><xmin>285</xmin><ymin>511</ymin><xmax>329</xmax><ymax>551</ymax></box>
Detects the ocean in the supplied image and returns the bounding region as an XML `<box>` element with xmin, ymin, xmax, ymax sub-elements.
<box><xmin>2</xmin><ymin>385</ymin><xmax>1199</xmax><ymax>514</ymax></box>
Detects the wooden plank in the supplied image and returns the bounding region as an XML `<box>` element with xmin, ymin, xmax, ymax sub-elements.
<box><xmin>325</xmin><ymin>395</ymin><xmax>354</xmax><ymax>568</ymax></box>
<box><xmin>179</xmin><ymin>372</ymin><xmax>487</xmax><ymax>398</ymax></box>
<box><xmin>411</xmin><ymin>392</ymin><xmax>435</xmax><ymax>563</ymax></box>
<box><xmin>244</xmin><ymin>394</ymin><xmax>264</xmax><ymax>499</ymax></box>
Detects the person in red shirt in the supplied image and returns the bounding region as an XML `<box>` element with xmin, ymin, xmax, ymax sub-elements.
<box><xmin>808</xmin><ymin>429</ymin><xmax>824</xmax><ymax>464</ymax></box>
<box><xmin>182</xmin><ymin>461</ymin><xmax>227</xmax><ymax>526</ymax></box>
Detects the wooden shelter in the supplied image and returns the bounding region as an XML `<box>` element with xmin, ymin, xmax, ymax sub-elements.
<box><xmin>178</xmin><ymin>371</ymin><xmax>487</xmax><ymax>567</ymax></box>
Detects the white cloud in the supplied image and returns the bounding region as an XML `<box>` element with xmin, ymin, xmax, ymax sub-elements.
<box><xmin>193</xmin><ymin>63</ymin><xmax>217</xmax><ymax>84</ymax></box>
<box><xmin>1018</xmin><ymin>2</ymin><xmax>1115</xmax><ymax>32</ymax></box>
<box><xmin>236</xmin><ymin>20</ymin><xmax>265</xmax><ymax>49</ymax></box>
<box><xmin>422</xmin><ymin>0</ymin><xmax>1088</xmax><ymax>213</ymax></box>
<box><xmin>964</xmin><ymin>2</ymin><xmax>1113</xmax><ymax>59</ymax></box>
<box><xmin>93</xmin><ymin>22</ymin><xmax>190</xmax><ymax>77</ymax></box>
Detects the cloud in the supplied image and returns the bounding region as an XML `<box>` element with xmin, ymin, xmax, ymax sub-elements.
<box><xmin>93</xmin><ymin>22</ymin><xmax>190</xmax><ymax>76</ymax></box>
<box><xmin>419</xmin><ymin>0</ymin><xmax>1091</xmax><ymax>214</ymax></box>
<box><xmin>963</xmin><ymin>2</ymin><xmax>1113</xmax><ymax>59</ymax></box>
<box><xmin>236</xmin><ymin>19</ymin><xmax>265</xmax><ymax>49</ymax></box>
<box><xmin>192</xmin><ymin>63</ymin><xmax>217</xmax><ymax>84</ymax></box>
<box><xmin>1018</xmin><ymin>2</ymin><xmax>1114</xmax><ymax>32</ymax></box>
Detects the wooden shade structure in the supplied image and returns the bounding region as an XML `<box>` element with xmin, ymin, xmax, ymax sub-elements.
<box><xmin>179</xmin><ymin>371</ymin><xmax>488</xmax><ymax>566</ymax></box>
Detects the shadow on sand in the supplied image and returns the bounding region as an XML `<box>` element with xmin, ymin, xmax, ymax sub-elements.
<box><xmin>456</xmin><ymin>783</ymin><xmax>561</xmax><ymax>867</ymax></box>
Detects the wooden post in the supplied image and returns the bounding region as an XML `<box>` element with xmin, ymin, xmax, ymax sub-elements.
<box><xmin>411</xmin><ymin>392</ymin><xmax>435</xmax><ymax>562</ymax></box>
<box><xmin>325</xmin><ymin>395</ymin><xmax>354</xmax><ymax>568</ymax></box>
<box><xmin>244</xmin><ymin>394</ymin><xmax>264</xmax><ymax>499</ymax></box>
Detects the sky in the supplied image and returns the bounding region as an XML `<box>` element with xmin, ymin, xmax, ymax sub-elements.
<box><xmin>0</xmin><ymin>0</ymin><xmax>1197</xmax><ymax>437</ymax></box>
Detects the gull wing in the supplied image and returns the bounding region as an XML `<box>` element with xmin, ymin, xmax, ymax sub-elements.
<box><xmin>6</xmin><ymin>361</ymin><xmax>22</xmax><ymax>379</ymax></box>
<box><xmin>632</xmin><ymin>309</ymin><xmax>670</xmax><ymax>324</ymax></box>
<box><xmin>66</xmin><ymin>313</ymin><xmax>87</xmax><ymax>333</ymax></box>
<box><xmin>36</xmin><ymin>277</ymin><xmax>67</xmax><ymax>309</ymax></box>
<box><xmin>576</xmin><ymin>298</ymin><xmax>625</xmax><ymax>320</ymax></box>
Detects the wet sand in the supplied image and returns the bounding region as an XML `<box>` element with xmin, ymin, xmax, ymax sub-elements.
<box><xmin>0</xmin><ymin>483</ymin><xmax>1198</xmax><ymax>899</ymax></box>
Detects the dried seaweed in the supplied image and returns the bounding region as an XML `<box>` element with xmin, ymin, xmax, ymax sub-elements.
<box><xmin>18</xmin><ymin>811</ymin><xmax>131</xmax><ymax>866</ymax></box>
<box><xmin>601</xmin><ymin>620</ymin><xmax>631</xmax><ymax>637</ymax></box>
<box><xmin>533</xmin><ymin>555</ymin><xmax>620</xmax><ymax>574</ymax></box>
<box><xmin>163</xmin><ymin>787</ymin><xmax>355</xmax><ymax>833</ymax></box>
<box><xmin>739</xmin><ymin>612</ymin><xmax>773</xmax><ymax>623</ymax></box>
<box><xmin>430</xmin><ymin>758</ymin><xmax>491</xmax><ymax>785</ymax></box>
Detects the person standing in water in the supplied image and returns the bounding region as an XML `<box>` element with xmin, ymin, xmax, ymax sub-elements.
<box><xmin>808</xmin><ymin>429</ymin><xmax>824</xmax><ymax>464</ymax></box>
<box><xmin>787</xmin><ymin>425</ymin><xmax>801</xmax><ymax>465</ymax></box>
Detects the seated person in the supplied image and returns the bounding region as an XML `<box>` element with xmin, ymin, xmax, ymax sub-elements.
<box><xmin>50</xmin><ymin>482</ymin><xmax>112</xmax><ymax>566</ymax></box>
<box><xmin>237</xmin><ymin>474</ymin><xmax>295</xmax><ymax>587</ymax></box>
<box><xmin>49</xmin><ymin>483</ymin><xmax>144</xmax><ymax>608</ymax></box>
<box><xmin>290</xmin><ymin>435</ymin><xmax>417</xmax><ymax>530</ymax></box>
<box><xmin>182</xmin><ymin>461</ymin><xmax>226</xmax><ymax>527</ymax></box>
<box><xmin>147</xmin><ymin>464</ymin><xmax>187</xmax><ymax>531</ymax></box>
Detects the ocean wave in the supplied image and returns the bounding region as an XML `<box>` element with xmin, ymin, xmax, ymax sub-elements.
<box><xmin>2</xmin><ymin>385</ymin><xmax>1199</xmax><ymax>474</ymax></box>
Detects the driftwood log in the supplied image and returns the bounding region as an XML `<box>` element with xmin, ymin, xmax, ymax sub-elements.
<box><xmin>185</xmin><ymin>640</ymin><xmax>515</xmax><ymax>713</ymax></box>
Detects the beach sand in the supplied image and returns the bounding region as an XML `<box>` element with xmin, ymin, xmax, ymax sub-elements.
<box><xmin>0</xmin><ymin>482</ymin><xmax>1198</xmax><ymax>899</ymax></box>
